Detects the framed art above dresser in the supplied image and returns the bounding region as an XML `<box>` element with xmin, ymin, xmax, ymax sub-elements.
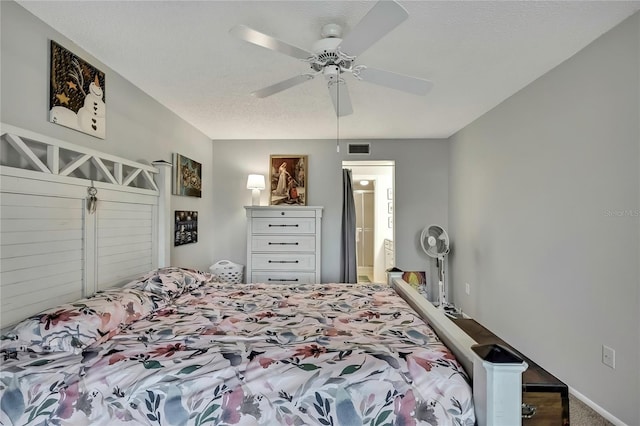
<box><xmin>245</xmin><ymin>206</ymin><xmax>322</xmax><ymax>284</ymax></box>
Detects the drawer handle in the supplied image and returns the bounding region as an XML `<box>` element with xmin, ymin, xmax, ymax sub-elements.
<box><xmin>268</xmin><ymin>242</ymin><xmax>299</xmax><ymax>245</ymax></box>
<box><xmin>268</xmin><ymin>260</ymin><xmax>299</xmax><ymax>264</ymax></box>
<box><xmin>522</xmin><ymin>403</ymin><xmax>537</xmax><ymax>419</ymax></box>
<box><xmin>268</xmin><ymin>278</ymin><xmax>299</xmax><ymax>282</ymax></box>
<box><xmin>269</xmin><ymin>224</ymin><xmax>299</xmax><ymax>227</ymax></box>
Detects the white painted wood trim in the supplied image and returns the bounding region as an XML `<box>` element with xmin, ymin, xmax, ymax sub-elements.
<box><xmin>114</xmin><ymin>163</ymin><xmax>123</xmax><ymax>185</ymax></box>
<box><xmin>6</xmin><ymin>134</ymin><xmax>50</xmax><ymax>173</ymax></box>
<box><xmin>84</xmin><ymin>198</ymin><xmax>97</xmax><ymax>296</ymax></box>
<box><xmin>315</xmin><ymin>207</ymin><xmax>323</xmax><ymax>283</ymax></box>
<box><xmin>152</xmin><ymin>160</ymin><xmax>172</xmax><ymax>267</ymax></box>
<box><xmin>1</xmin><ymin>123</ymin><xmax>158</xmax><ymax>172</ymax></box>
<box><xmin>122</xmin><ymin>168</ymin><xmax>142</xmax><ymax>186</ymax></box>
<box><xmin>142</xmin><ymin>170</ymin><xmax>159</xmax><ymax>192</ymax></box>
<box><xmin>92</xmin><ymin>157</ymin><xmax>117</xmax><ymax>184</ymax></box>
<box><xmin>0</xmin><ymin>166</ymin><xmax>158</xmax><ymax>198</ymax></box>
<box><xmin>60</xmin><ymin>153</ymin><xmax>91</xmax><ymax>177</ymax></box>
<box><xmin>47</xmin><ymin>145</ymin><xmax>59</xmax><ymax>174</ymax></box>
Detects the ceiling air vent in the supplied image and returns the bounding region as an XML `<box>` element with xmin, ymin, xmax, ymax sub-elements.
<box><xmin>348</xmin><ymin>143</ymin><xmax>371</xmax><ymax>155</ymax></box>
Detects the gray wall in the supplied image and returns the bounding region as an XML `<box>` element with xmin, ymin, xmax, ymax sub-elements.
<box><xmin>449</xmin><ymin>13</ymin><xmax>639</xmax><ymax>425</ymax></box>
<box><xmin>1</xmin><ymin>1</ymin><xmax>214</xmax><ymax>271</ymax></box>
<box><xmin>211</xmin><ymin>138</ymin><xmax>449</xmax><ymax>283</ymax></box>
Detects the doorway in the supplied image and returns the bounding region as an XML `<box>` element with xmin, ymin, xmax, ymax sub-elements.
<box><xmin>353</xmin><ymin>180</ymin><xmax>375</xmax><ymax>282</ymax></box>
<box><xmin>342</xmin><ymin>161</ymin><xmax>395</xmax><ymax>284</ymax></box>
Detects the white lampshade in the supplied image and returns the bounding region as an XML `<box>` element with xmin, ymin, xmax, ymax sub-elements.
<box><xmin>246</xmin><ymin>174</ymin><xmax>265</xmax><ymax>190</ymax></box>
<box><xmin>247</xmin><ymin>174</ymin><xmax>265</xmax><ymax>206</ymax></box>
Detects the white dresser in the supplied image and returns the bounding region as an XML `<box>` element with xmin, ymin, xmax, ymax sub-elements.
<box><xmin>245</xmin><ymin>206</ymin><xmax>323</xmax><ymax>284</ymax></box>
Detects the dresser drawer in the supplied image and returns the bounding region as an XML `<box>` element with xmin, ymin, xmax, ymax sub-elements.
<box><xmin>251</xmin><ymin>209</ymin><xmax>317</xmax><ymax>218</ymax></box>
<box><xmin>251</xmin><ymin>272</ymin><xmax>316</xmax><ymax>284</ymax></box>
<box><xmin>252</xmin><ymin>217</ymin><xmax>315</xmax><ymax>234</ymax></box>
<box><xmin>252</xmin><ymin>253</ymin><xmax>315</xmax><ymax>270</ymax></box>
<box><xmin>252</xmin><ymin>235</ymin><xmax>316</xmax><ymax>252</ymax></box>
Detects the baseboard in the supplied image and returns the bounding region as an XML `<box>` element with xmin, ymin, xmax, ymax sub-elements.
<box><xmin>569</xmin><ymin>387</ymin><xmax>628</xmax><ymax>426</ymax></box>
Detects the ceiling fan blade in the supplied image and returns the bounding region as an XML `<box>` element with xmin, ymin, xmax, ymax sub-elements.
<box><xmin>251</xmin><ymin>74</ymin><xmax>315</xmax><ymax>98</ymax></box>
<box><xmin>327</xmin><ymin>80</ymin><xmax>353</xmax><ymax>117</ymax></box>
<box><xmin>338</xmin><ymin>0</ymin><xmax>409</xmax><ymax>57</ymax></box>
<box><xmin>230</xmin><ymin>25</ymin><xmax>313</xmax><ymax>60</ymax></box>
<box><xmin>357</xmin><ymin>67</ymin><xmax>433</xmax><ymax>96</ymax></box>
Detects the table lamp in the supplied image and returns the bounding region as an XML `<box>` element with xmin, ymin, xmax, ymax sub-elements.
<box><xmin>246</xmin><ymin>174</ymin><xmax>265</xmax><ymax>206</ymax></box>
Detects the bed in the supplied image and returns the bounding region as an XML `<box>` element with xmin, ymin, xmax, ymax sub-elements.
<box><xmin>0</xmin><ymin>267</ymin><xmax>475</xmax><ymax>425</ymax></box>
<box><xmin>0</xmin><ymin>124</ymin><xmax>475</xmax><ymax>425</ymax></box>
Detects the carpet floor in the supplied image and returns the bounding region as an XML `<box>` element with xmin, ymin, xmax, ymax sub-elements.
<box><xmin>569</xmin><ymin>394</ymin><xmax>614</xmax><ymax>426</ymax></box>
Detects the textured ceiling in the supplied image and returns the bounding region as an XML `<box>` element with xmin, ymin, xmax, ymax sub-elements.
<box><xmin>18</xmin><ymin>1</ymin><xmax>640</xmax><ymax>140</ymax></box>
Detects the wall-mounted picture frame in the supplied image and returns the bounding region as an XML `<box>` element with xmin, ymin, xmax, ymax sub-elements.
<box><xmin>49</xmin><ymin>41</ymin><xmax>106</xmax><ymax>139</ymax></box>
<box><xmin>387</xmin><ymin>188</ymin><xmax>393</xmax><ymax>200</ymax></box>
<box><xmin>174</xmin><ymin>210</ymin><xmax>198</xmax><ymax>246</ymax></box>
<box><xmin>173</xmin><ymin>153</ymin><xmax>202</xmax><ymax>197</ymax></box>
<box><xmin>269</xmin><ymin>155</ymin><xmax>307</xmax><ymax>206</ymax></box>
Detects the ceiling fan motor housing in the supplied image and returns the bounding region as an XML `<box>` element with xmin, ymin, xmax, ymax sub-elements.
<box><xmin>311</xmin><ymin>37</ymin><xmax>352</xmax><ymax>73</ymax></box>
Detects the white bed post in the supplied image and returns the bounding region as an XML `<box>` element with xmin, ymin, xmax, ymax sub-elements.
<box><xmin>153</xmin><ymin>160</ymin><xmax>172</xmax><ymax>267</ymax></box>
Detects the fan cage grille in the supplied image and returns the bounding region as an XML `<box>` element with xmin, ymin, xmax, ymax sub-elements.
<box><xmin>310</xmin><ymin>53</ymin><xmax>352</xmax><ymax>72</ymax></box>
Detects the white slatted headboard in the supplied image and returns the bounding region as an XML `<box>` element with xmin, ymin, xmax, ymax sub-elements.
<box><xmin>0</xmin><ymin>124</ymin><xmax>171</xmax><ymax>328</ymax></box>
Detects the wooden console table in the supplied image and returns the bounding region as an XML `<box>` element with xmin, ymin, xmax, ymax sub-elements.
<box><xmin>452</xmin><ymin>318</ymin><xmax>570</xmax><ymax>426</ymax></box>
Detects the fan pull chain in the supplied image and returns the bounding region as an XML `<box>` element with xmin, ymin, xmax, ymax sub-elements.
<box><xmin>336</xmin><ymin>79</ymin><xmax>340</xmax><ymax>153</ymax></box>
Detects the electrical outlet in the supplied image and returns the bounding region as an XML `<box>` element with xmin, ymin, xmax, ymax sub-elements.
<box><xmin>602</xmin><ymin>345</ymin><xmax>615</xmax><ymax>369</ymax></box>
<box><xmin>465</xmin><ymin>283</ymin><xmax>470</xmax><ymax>295</ymax></box>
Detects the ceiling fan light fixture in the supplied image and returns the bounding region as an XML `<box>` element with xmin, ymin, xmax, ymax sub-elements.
<box><xmin>323</xmin><ymin>65</ymin><xmax>340</xmax><ymax>81</ymax></box>
<box><xmin>320</xmin><ymin>23</ymin><xmax>343</xmax><ymax>39</ymax></box>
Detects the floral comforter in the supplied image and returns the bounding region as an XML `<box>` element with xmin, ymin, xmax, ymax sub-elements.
<box><xmin>1</xmin><ymin>279</ymin><xmax>474</xmax><ymax>425</ymax></box>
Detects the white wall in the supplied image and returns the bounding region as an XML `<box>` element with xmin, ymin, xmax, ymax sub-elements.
<box><xmin>211</xmin><ymin>138</ymin><xmax>448</xmax><ymax>283</ymax></box>
<box><xmin>1</xmin><ymin>1</ymin><xmax>214</xmax><ymax>271</ymax></box>
<box><xmin>449</xmin><ymin>12</ymin><xmax>640</xmax><ymax>425</ymax></box>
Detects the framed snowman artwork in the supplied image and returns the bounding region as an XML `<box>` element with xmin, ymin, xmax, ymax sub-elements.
<box><xmin>49</xmin><ymin>41</ymin><xmax>106</xmax><ymax>139</ymax></box>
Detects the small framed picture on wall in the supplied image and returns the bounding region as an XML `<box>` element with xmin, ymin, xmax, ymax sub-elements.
<box><xmin>175</xmin><ymin>210</ymin><xmax>198</xmax><ymax>246</ymax></box>
<box><xmin>173</xmin><ymin>153</ymin><xmax>202</xmax><ymax>197</ymax></box>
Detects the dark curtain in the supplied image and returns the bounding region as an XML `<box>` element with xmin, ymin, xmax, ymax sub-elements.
<box><xmin>340</xmin><ymin>168</ymin><xmax>357</xmax><ymax>283</ymax></box>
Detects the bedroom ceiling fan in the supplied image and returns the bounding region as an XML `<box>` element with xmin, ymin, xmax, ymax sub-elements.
<box><xmin>230</xmin><ymin>0</ymin><xmax>433</xmax><ymax>116</ymax></box>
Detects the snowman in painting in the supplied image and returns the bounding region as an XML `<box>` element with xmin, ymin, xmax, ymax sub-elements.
<box><xmin>77</xmin><ymin>75</ymin><xmax>106</xmax><ymax>138</ymax></box>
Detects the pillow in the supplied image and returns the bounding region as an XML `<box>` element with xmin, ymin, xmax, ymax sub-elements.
<box><xmin>0</xmin><ymin>287</ymin><xmax>161</xmax><ymax>354</ymax></box>
<box><xmin>124</xmin><ymin>267</ymin><xmax>213</xmax><ymax>299</ymax></box>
